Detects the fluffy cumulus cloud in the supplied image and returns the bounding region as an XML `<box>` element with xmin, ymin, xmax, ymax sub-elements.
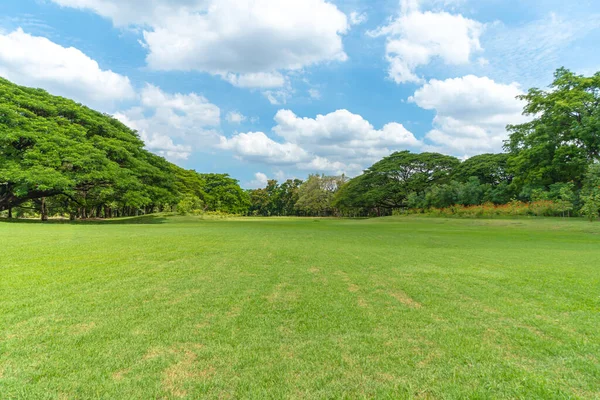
<box><xmin>0</xmin><ymin>28</ymin><xmax>134</xmax><ymax>107</ymax></box>
<box><xmin>410</xmin><ymin>75</ymin><xmax>529</xmax><ymax>155</ymax></box>
<box><xmin>246</xmin><ymin>172</ymin><xmax>270</xmax><ymax>189</ymax></box>
<box><xmin>219</xmin><ymin>132</ymin><xmax>309</xmax><ymax>165</ymax></box>
<box><xmin>51</xmin><ymin>0</ymin><xmax>350</xmax><ymax>89</ymax></box>
<box><xmin>115</xmin><ymin>84</ymin><xmax>220</xmax><ymax>161</ymax></box>
<box><xmin>219</xmin><ymin>109</ymin><xmax>421</xmax><ymax>175</ymax></box>
<box><xmin>369</xmin><ymin>0</ymin><xmax>483</xmax><ymax>84</ymax></box>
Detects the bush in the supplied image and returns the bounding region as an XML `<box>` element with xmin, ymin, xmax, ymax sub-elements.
<box><xmin>177</xmin><ymin>195</ymin><xmax>204</xmax><ymax>215</ymax></box>
<box><xmin>580</xmin><ymin>194</ymin><xmax>600</xmax><ymax>222</ymax></box>
<box><xmin>407</xmin><ymin>200</ymin><xmax>566</xmax><ymax>218</ymax></box>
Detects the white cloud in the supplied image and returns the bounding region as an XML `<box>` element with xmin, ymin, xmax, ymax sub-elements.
<box><xmin>410</xmin><ymin>75</ymin><xmax>529</xmax><ymax>155</ymax></box>
<box><xmin>308</xmin><ymin>88</ymin><xmax>321</xmax><ymax>99</ymax></box>
<box><xmin>246</xmin><ymin>172</ymin><xmax>270</xmax><ymax>189</ymax></box>
<box><xmin>273</xmin><ymin>109</ymin><xmax>421</xmax><ymax>155</ymax></box>
<box><xmin>114</xmin><ymin>109</ymin><xmax>192</xmax><ymax>161</ymax></box>
<box><xmin>483</xmin><ymin>12</ymin><xmax>600</xmax><ymax>87</ymax></box>
<box><xmin>226</xmin><ymin>111</ymin><xmax>246</xmax><ymax>124</ymax></box>
<box><xmin>115</xmin><ymin>84</ymin><xmax>221</xmax><ymax>161</ymax></box>
<box><xmin>219</xmin><ymin>131</ymin><xmax>310</xmax><ymax>165</ymax></box>
<box><xmin>52</xmin><ymin>0</ymin><xmax>350</xmax><ymax>89</ymax></box>
<box><xmin>349</xmin><ymin>11</ymin><xmax>368</xmax><ymax>26</ymax></box>
<box><xmin>224</xmin><ymin>72</ymin><xmax>286</xmax><ymax>89</ymax></box>
<box><xmin>298</xmin><ymin>157</ymin><xmax>360</xmax><ymax>175</ymax></box>
<box><xmin>219</xmin><ymin>109</ymin><xmax>421</xmax><ymax>175</ymax></box>
<box><xmin>139</xmin><ymin>84</ymin><xmax>220</xmax><ymax>126</ymax></box>
<box><xmin>369</xmin><ymin>1</ymin><xmax>483</xmax><ymax>84</ymax></box>
<box><xmin>263</xmin><ymin>89</ymin><xmax>292</xmax><ymax>105</ymax></box>
<box><xmin>0</xmin><ymin>28</ymin><xmax>135</xmax><ymax>107</ymax></box>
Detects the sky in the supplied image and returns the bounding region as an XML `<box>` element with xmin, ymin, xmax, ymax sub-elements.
<box><xmin>1</xmin><ymin>0</ymin><xmax>599</xmax><ymax>188</ymax></box>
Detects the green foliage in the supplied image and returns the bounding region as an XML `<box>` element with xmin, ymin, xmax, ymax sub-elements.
<box><xmin>0</xmin><ymin>78</ymin><xmax>248</xmax><ymax>219</ymax></box>
<box><xmin>405</xmin><ymin>200</ymin><xmax>566</xmax><ymax>218</ymax></box>
<box><xmin>200</xmin><ymin>173</ymin><xmax>250</xmax><ymax>214</ymax></box>
<box><xmin>247</xmin><ymin>178</ymin><xmax>303</xmax><ymax>216</ymax></box>
<box><xmin>453</xmin><ymin>153</ymin><xmax>512</xmax><ymax>185</ymax></box>
<box><xmin>335</xmin><ymin>151</ymin><xmax>460</xmax><ymax>211</ymax></box>
<box><xmin>177</xmin><ymin>195</ymin><xmax>204</xmax><ymax>215</ymax></box>
<box><xmin>4</xmin><ymin>67</ymin><xmax>600</xmax><ymax>221</ymax></box>
<box><xmin>580</xmin><ymin>194</ymin><xmax>600</xmax><ymax>221</ymax></box>
<box><xmin>335</xmin><ymin>68</ymin><xmax>600</xmax><ymax>219</ymax></box>
<box><xmin>580</xmin><ymin>164</ymin><xmax>600</xmax><ymax>221</ymax></box>
<box><xmin>506</xmin><ymin>68</ymin><xmax>600</xmax><ymax>188</ymax></box>
<box><xmin>295</xmin><ymin>174</ymin><xmax>346</xmax><ymax>216</ymax></box>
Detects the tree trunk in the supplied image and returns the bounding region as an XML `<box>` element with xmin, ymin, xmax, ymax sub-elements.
<box><xmin>41</xmin><ymin>197</ymin><xmax>49</xmax><ymax>221</ymax></box>
<box><xmin>8</xmin><ymin>207</ymin><xmax>12</xmax><ymax>219</ymax></box>
<box><xmin>69</xmin><ymin>212</ymin><xmax>76</xmax><ymax>221</ymax></box>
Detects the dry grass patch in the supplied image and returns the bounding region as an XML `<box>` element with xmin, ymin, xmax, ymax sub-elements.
<box><xmin>112</xmin><ymin>368</ymin><xmax>130</xmax><ymax>381</ymax></box>
<box><xmin>70</xmin><ymin>322</ymin><xmax>96</xmax><ymax>335</ymax></box>
<box><xmin>389</xmin><ymin>291</ymin><xmax>422</xmax><ymax>309</ymax></box>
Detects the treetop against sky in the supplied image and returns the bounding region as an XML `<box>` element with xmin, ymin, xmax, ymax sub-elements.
<box><xmin>0</xmin><ymin>0</ymin><xmax>599</xmax><ymax>187</ymax></box>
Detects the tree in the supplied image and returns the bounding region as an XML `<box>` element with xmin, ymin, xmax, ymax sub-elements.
<box><xmin>248</xmin><ymin>187</ymin><xmax>271</xmax><ymax>216</ymax></box>
<box><xmin>334</xmin><ymin>151</ymin><xmax>460</xmax><ymax>211</ymax></box>
<box><xmin>581</xmin><ymin>164</ymin><xmax>600</xmax><ymax>221</ymax></box>
<box><xmin>454</xmin><ymin>153</ymin><xmax>512</xmax><ymax>186</ymax></box>
<box><xmin>177</xmin><ymin>195</ymin><xmax>204</xmax><ymax>215</ymax></box>
<box><xmin>277</xmin><ymin>179</ymin><xmax>303</xmax><ymax>216</ymax></box>
<box><xmin>201</xmin><ymin>174</ymin><xmax>250</xmax><ymax>214</ymax></box>
<box><xmin>506</xmin><ymin>68</ymin><xmax>600</xmax><ymax>189</ymax></box>
<box><xmin>581</xmin><ymin>194</ymin><xmax>600</xmax><ymax>221</ymax></box>
<box><xmin>0</xmin><ymin>77</ymin><xmax>247</xmax><ymax>219</ymax></box>
<box><xmin>295</xmin><ymin>175</ymin><xmax>345</xmax><ymax>216</ymax></box>
<box><xmin>248</xmin><ymin>178</ymin><xmax>304</xmax><ymax>216</ymax></box>
<box><xmin>549</xmin><ymin>182</ymin><xmax>576</xmax><ymax>217</ymax></box>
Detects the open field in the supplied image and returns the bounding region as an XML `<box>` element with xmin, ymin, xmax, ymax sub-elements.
<box><xmin>1</xmin><ymin>216</ymin><xmax>599</xmax><ymax>399</ymax></box>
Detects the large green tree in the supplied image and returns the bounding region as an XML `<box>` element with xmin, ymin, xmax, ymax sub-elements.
<box><xmin>0</xmin><ymin>77</ymin><xmax>247</xmax><ymax>219</ymax></box>
<box><xmin>201</xmin><ymin>173</ymin><xmax>250</xmax><ymax>214</ymax></box>
<box><xmin>453</xmin><ymin>153</ymin><xmax>512</xmax><ymax>186</ymax></box>
<box><xmin>247</xmin><ymin>178</ymin><xmax>303</xmax><ymax>216</ymax></box>
<box><xmin>335</xmin><ymin>151</ymin><xmax>460</xmax><ymax>210</ymax></box>
<box><xmin>295</xmin><ymin>174</ymin><xmax>346</xmax><ymax>216</ymax></box>
<box><xmin>506</xmin><ymin>68</ymin><xmax>600</xmax><ymax>188</ymax></box>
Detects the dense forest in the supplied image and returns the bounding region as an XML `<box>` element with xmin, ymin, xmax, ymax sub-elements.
<box><xmin>1</xmin><ymin>67</ymin><xmax>599</xmax><ymax>220</ymax></box>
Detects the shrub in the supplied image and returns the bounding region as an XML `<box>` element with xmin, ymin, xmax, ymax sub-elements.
<box><xmin>177</xmin><ymin>195</ymin><xmax>204</xmax><ymax>215</ymax></box>
<box><xmin>407</xmin><ymin>200</ymin><xmax>566</xmax><ymax>218</ymax></box>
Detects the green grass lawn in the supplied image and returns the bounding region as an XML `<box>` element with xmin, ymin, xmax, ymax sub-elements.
<box><xmin>1</xmin><ymin>216</ymin><xmax>599</xmax><ymax>399</ymax></box>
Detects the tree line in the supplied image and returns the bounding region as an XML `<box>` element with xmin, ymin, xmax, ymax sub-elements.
<box><xmin>248</xmin><ymin>68</ymin><xmax>600</xmax><ymax>220</ymax></box>
<box><xmin>0</xmin><ymin>77</ymin><xmax>249</xmax><ymax>220</ymax></box>
<box><xmin>2</xmin><ymin>67</ymin><xmax>599</xmax><ymax>221</ymax></box>
<box><xmin>246</xmin><ymin>175</ymin><xmax>347</xmax><ymax>217</ymax></box>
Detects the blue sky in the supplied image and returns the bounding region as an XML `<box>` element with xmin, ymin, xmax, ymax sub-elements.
<box><xmin>1</xmin><ymin>0</ymin><xmax>599</xmax><ymax>188</ymax></box>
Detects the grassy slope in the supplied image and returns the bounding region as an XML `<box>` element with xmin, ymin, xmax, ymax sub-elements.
<box><xmin>0</xmin><ymin>216</ymin><xmax>599</xmax><ymax>399</ymax></box>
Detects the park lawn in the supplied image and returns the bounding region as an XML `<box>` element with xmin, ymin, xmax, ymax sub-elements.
<box><xmin>0</xmin><ymin>216</ymin><xmax>599</xmax><ymax>399</ymax></box>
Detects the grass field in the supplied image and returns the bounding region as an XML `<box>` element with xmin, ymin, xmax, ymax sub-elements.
<box><xmin>1</xmin><ymin>216</ymin><xmax>599</xmax><ymax>399</ymax></box>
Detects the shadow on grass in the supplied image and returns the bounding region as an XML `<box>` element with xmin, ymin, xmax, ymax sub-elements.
<box><xmin>0</xmin><ymin>214</ymin><xmax>169</xmax><ymax>225</ymax></box>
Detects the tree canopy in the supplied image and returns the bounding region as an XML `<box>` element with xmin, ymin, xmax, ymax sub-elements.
<box><xmin>506</xmin><ymin>68</ymin><xmax>600</xmax><ymax>188</ymax></box>
<box><xmin>3</xmin><ymin>67</ymin><xmax>600</xmax><ymax>220</ymax></box>
<box><xmin>334</xmin><ymin>151</ymin><xmax>460</xmax><ymax>210</ymax></box>
<box><xmin>0</xmin><ymin>77</ymin><xmax>247</xmax><ymax>218</ymax></box>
